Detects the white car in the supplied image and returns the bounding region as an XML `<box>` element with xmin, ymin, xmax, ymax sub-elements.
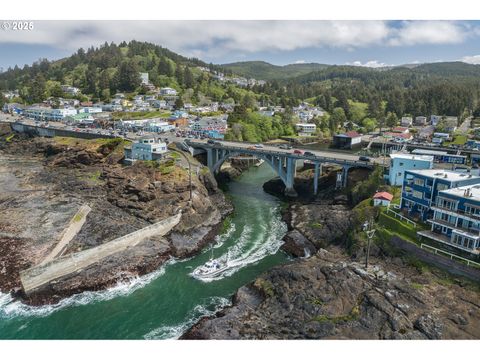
<box><xmin>254</xmin><ymin>144</ymin><xmax>264</xmax><ymax>148</ymax></box>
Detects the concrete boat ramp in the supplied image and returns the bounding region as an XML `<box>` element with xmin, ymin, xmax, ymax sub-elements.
<box><xmin>20</xmin><ymin>212</ymin><xmax>182</xmax><ymax>295</ymax></box>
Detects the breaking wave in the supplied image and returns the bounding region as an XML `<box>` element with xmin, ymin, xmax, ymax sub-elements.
<box><xmin>143</xmin><ymin>296</ymin><xmax>231</xmax><ymax>340</ymax></box>
<box><xmin>0</xmin><ymin>260</ymin><xmax>175</xmax><ymax>319</ymax></box>
<box><xmin>191</xmin><ymin>206</ymin><xmax>287</xmax><ymax>282</ymax></box>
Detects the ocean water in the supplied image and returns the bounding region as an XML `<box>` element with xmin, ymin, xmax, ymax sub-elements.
<box><xmin>0</xmin><ymin>164</ymin><xmax>288</xmax><ymax>339</ymax></box>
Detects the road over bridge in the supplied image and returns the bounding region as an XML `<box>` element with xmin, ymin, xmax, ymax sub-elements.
<box><xmin>186</xmin><ymin>139</ymin><xmax>384</xmax><ymax>196</ymax></box>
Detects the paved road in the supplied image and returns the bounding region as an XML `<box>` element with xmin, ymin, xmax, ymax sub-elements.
<box><xmin>187</xmin><ymin>139</ymin><xmax>385</xmax><ymax>166</ymax></box>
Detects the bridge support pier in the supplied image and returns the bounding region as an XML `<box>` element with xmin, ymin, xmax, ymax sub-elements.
<box><xmin>284</xmin><ymin>157</ymin><xmax>297</xmax><ymax>197</ymax></box>
<box><xmin>314</xmin><ymin>162</ymin><xmax>320</xmax><ymax>195</ymax></box>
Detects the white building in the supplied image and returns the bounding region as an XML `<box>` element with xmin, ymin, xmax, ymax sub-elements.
<box><xmin>415</xmin><ymin>116</ymin><xmax>427</xmax><ymax>126</ymax></box>
<box><xmin>388</xmin><ymin>152</ymin><xmax>434</xmax><ymax>186</ymax></box>
<box><xmin>431</xmin><ymin>115</ymin><xmax>442</xmax><ymax>126</ymax></box>
<box><xmin>140</xmin><ymin>72</ymin><xmax>149</xmax><ymax>85</ymax></box>
<box><xmin>160</xmin><ymin>87</ymin><xmax>178</xmax><ymax>96</ymax></box>
<box><xmin>23</xmin><ymin>107</ymin><xmax>78</xmax><ymax>121</ymax></box>
<box><xmin>124</xmin><ymin>137</ymin><xmax>168</xmax><ymax>164</ymax></box>
<box><xmin>60</xmin><ymin>85</ymin><xmax>80</xmax><ymax>96</ymax></box>
<box><xmin>400</xmin><ymin>117</ymin><xmax>413</xmax><ymax>127</ymax></box>
<box><xmin>295</xmin><ymin>123</ymin><xmax>316</xmax><ymax>136</ymax></box>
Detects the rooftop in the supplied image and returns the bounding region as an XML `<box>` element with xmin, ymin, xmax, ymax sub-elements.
<box><xmin>440</xmin><ymin>185</ymin><xmax>480</xmax><ymax>201</ymax></box>
<box><xmin>406</xmin><ymin>169</ymin><xmax>480</xmax><ymax>181</ymax></box>
<box><xmin>373</xmin><ymin>192</ymin><xmax>393</xmax><ymax>201</ymax></box>
<box><xmin>390</xmin><ymin>152</ymin><xmax>433</xmax><ymax>161</ymax></box>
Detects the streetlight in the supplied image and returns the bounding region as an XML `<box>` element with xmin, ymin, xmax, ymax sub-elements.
<box><xmin>169</xmin><ymin>147</ymin><xmax>192</xmax><ymax>205</ymax></box>
<box><xmin>362</xmin><ymin>218</ymin><xmax>376</xmax><ymax>269</ymax></box>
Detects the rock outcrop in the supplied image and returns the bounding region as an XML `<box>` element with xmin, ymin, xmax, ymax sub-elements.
<box><xmin>183</xmin><ymin>247</ymin><xmax>480</xmax><ymax>339</ymax></box>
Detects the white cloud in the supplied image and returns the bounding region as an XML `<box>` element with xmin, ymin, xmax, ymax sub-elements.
<box><xmin>0</xmin><ymin>20</ymin><xmax>478</xmax><ymax>61</ymax></box>
<box><xmin>460</xmin><ymin>55</ymin><xmax>480</xmax><ymax>64</ymax></box>
<box><xmin>294</xmin><ymin>60</ymin><xmax>306</xmax><ymax>64</ymax></box>
<box><xmin>388</xmin><ymin>21</ymin><xmax>471</xmax><ymax>46</ymax></box>
<box><xmin>346</xmin><ymin>60</ymin><xmax>392</xmax><ymax>68</ymax></box>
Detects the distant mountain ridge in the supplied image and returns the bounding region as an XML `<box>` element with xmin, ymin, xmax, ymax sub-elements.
<box><xmin>222</xmin><ymin>60</ymin><xmax>480</xmax><ymax>81</ymax></box>
<box><xmin>221</xmin><ymin>61</ymin><xmax>330</xmax><ymax>80</ymax></box>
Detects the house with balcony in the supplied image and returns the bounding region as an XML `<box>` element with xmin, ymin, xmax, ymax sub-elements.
<box><xmin>400</xmin><ymin>169</ymin><xmax>480</xmax><ymax>221</ymax></box>
<box><xmin>124</xmin><ymin>137</ymin><xmax>168</xmax><ymax>164</ymax></box>
<box><xmin>388</xmin><ymin>152</ymin><xmax>434</xmax><ymax>186</ymax></box>
<box><xmin>419</xmin><ymin>185</ymin><xmax>480</xmax><ymax>255</ymax></box>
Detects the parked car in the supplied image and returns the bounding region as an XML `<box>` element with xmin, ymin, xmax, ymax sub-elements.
<box><xmin>304</xmin><ymin>151</ymin><xmax>315</xmax><ymax>157</ymax></box>
<box><xmin>293</xmin><ymin>149</ymin><xmax>304</xmax><ymax>154</ymax></box>
<box><xmin>359</xmin><ymin>156</ymin><xmax>370</xmax><ymax>162</ymax></box>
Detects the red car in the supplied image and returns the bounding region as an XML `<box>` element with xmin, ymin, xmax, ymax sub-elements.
<box><xmin>293</xmin><ymin>149</ymin><xmax>304</xmax><ymax>154</ymax></box>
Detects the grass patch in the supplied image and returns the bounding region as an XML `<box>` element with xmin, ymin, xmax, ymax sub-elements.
<box><xmin>444</xmin><ymin>135</ymin><xmax>467</xmax><ymax>146</ymax></box>
<box><xmin>312</xmin><ymin>304</ymin><xmax>361</xmax><ymax>324</ymax></box>
<box><xmin>73</xmin><ymin>213</ymin><xmax>83</xmax><ymax>222</ymax></box>
<box><xmin>310</xmin><ymin>222</ymin><xmax>324</xmax><ymax>229</ymax></box>
<box><xmin>254</xmin><ymin>278</ymin><xmax>275</xmax><ymax>297</ymax></box>
<box><xmin>5</xmin><ymin>134</ymin><xmax>15</xmax><ymax>142</ymax></box>
<box><xmin>410</xmin><ymin>282</ymin><xmax>424</xmax><ymax>290</ymax></box>
<box><xmin>378</xmin><ymin>210</ymin><xmax>418</xmax><ymax>242</ymax></box>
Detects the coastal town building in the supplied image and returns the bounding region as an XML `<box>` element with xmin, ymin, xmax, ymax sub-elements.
<box><xmin>23</xmin><ymin>107</ymin><xmax>77</xmax><ymax>121</ymax></box>
<box><xmin>420</xmin><ymin>185</ymin><xmax>480</xmax><ymax>254</ymax></box>
<box><xmin>388</xmin><ymin>152</ymin><xmax>434</xmax><ymax>186</ymax></box>
<box><xmin>124</xmin><ymin>137</ymin><xmax>168</xmax><ymax>164</ymax></box>
<box><xmin>332</xmin><ymin>131</ymin><xmax>362</xmax><ymax>149</ymax></box>
<box><xmin>373</xmin><ymin>192</ymin><xmax>393</xmax><ymax>207</ymax></box>
<box><xmin>400</xmin><ymin>169</ymin><xmax>480</xmax><ymax>221</ymax></box>
<box><xmin>295</xmin><ymin>123</ymin><xmax>316</xmax><ymax>136</ymax></box>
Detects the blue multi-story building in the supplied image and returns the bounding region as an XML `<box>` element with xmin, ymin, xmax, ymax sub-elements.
<box><xmin>388</xmin><ymin>152</ymin><xmax>434</xmax><ymax>186</ymax></box>
<box><xmin>418</xmin><ymin>185</ymin><xmax>480</xmax><ymax>255</ymax></box>
<box><xmin>400</xmin><ymin>169</ymin><xmax>480</xmax><ymax>221</ymax></box>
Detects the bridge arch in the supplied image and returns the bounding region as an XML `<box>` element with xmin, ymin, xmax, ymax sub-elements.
<box><xmin>210</xmin><ymin>148</ymin><xmax>289</xmax><ymax>186</ymax></box>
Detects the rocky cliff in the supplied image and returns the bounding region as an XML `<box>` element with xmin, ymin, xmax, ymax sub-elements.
<box><xmin>0</xmin><ymin>128</ymin><xmax>232</xmax><ymax>305</ymax></box>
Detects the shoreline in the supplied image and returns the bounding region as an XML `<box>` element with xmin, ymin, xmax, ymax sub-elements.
<box><xmin>0</xmin><ymin>127</ymin><xmax>234</xmax><ymax>306</ymax></box>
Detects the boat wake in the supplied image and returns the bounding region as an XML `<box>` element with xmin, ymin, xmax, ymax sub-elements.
<box><xmin>0</xmin><ymin>260</ymin><xmax>174</xmax><ymax>319</ymax></box>
<box><xmin>143</xmin><ymin>296</ymin><xmax>231</xmax><ymax>339</ymax></box>
<box><xmin>191</xmin><ymin>206</ymin><xmax>287</xmax><ymax>282</ymax></box>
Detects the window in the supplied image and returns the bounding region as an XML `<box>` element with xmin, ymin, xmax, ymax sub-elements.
<box><xmin>399</xmin><ymin>162</ymin><xmax>404</xmax><ymax>166</ymax></box>
<box><xmin>413</xmin><ymin>190</ymin><xmax>423</xmax><ymax>199</ymax></box>
<box><xmin>414</xmin><ymin>178</ymin><xmax>424</xmax><ymax>186</ymax></box>
<box><xmin>437</xmin><ymin>183</ymin><xmax>448</xmax><ymax>191</ymax></box>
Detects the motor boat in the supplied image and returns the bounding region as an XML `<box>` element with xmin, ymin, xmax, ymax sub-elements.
<box><xmin>191</xmin><ymin>258</ymin><xmax>228</xmax><ymax>279</ymax></box>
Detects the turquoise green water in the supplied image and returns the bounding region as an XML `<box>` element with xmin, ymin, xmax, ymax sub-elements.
<box><xmin>0</xmin><ymin>165</ymin><xmax>288</xmax><ymax>339</ymax></box>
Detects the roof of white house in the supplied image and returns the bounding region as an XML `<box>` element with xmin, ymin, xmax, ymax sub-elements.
<box><xmin>440</xmin><ymin>185</ymin><xmax>480</xmax><ymax>201</ymax></box>
<box><xmin>390</xmin><ymin>152</ymin><xmax>433</xmax><ymax>161</ymax></box>
<box><xmin>411</xmin><ymin>149</ymin><xmax>448</xmax><ymax>156</ymax></box>
<box><xmin>406</xmin><ymin>169</ymin><xmax>480</xmax><ymax>181</ymax></box>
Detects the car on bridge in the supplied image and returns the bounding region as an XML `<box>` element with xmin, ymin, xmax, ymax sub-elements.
<box><xmin>207</xmin><ymin>139</ymin><xmax>215</xmax><ymax>145</ymax></box>
<box><xmin>293</xmin><ymin>149</ymin><xmax>304</xmax><ymax>154</ymax></box>
<box><xmin>304</xmin><ymin>151</ymin><xmax>315</xmax><ymax>157</ymax></box>
<box><xmin>254</xmin><ymin>144</ymin><xmax>264</xmax><ymax>148</ymax></box>
<box><xmin>279</xmin><ymin>144</ymin><xmax>293</xmax><ymax>150</ymax></box>
<box><xmin>359</xmin><ymin>156</ymin><xmax>370</xmax><ymax>162</ymax></box>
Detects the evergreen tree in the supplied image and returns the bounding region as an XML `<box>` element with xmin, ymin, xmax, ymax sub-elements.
<box><xmin>117</xmin><ymin>60</ymin><xmax>141</xmax><ymax>92</ymax></box>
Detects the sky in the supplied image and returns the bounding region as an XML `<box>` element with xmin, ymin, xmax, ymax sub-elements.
<box><xmin>1</xmin><ymin>20</ymin><xmax>480</xmax><ymax>71</ymax></box>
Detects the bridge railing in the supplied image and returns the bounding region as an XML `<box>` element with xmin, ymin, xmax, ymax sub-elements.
<box><xmin>187</xmin><ymin>141</ymin><xmax>375</xmax><ymax>167</ymax></box>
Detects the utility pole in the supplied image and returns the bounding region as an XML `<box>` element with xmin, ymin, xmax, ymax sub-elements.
<box><xmin>363</xmin><ymin>218</ymin><xmax>376</xmax><ymax>269</ymax></box>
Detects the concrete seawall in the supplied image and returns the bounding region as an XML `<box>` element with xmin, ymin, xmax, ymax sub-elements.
<box><xmin>20</xmin><ymin>212</ymin><xmax>182</xmax><ymax>295</ymax></box>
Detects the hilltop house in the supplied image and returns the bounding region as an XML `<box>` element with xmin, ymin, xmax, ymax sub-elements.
<box><xmin>373</xmin><ymin>192</ymin><xmax>394</xmax><ymax>207</ymax></box>
<box><xmin>400</xmin><ymin>117</ymin><xmax>413</xmax><ymax>127</ymax></box>
<box><xmin>124</xmin><ymin>137</ymin><xmax>168</xmax><ymax>164</ymax></box>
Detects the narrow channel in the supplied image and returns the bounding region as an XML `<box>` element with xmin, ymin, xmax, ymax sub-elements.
<box><xmin>0</xmin><ymin>164</ymin><xmax>288</xmax><ymax>339</ymax></box>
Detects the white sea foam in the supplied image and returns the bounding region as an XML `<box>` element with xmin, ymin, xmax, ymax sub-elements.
<box><xmin>191</xmin><ymin>207</ymin><xmax>287</xmax><ymax>282</ymax></box>
<box><xmin>0</xmin><ymin>260</ymin><xmax>174</xmax><ymax>319</ymax></box>
<box><xmin>213</xmin><ymin>222</ymin><xmax>236</xmax><ymax>249</ymax></box>
<box><xmin>143</xmin><ymin>296</ymin><xmax>231</xmax><ymax>340</ymax></box>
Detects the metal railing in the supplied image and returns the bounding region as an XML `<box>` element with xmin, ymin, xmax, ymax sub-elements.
<box><xmin>386</xmin><ymin>207</ymin><xmax>417</xmax><ymax>227</ymax></box>
<box><xmin>420</xmin><ymin>243</ymin><xmax>480</xmax><ymax>267</ymax></box>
